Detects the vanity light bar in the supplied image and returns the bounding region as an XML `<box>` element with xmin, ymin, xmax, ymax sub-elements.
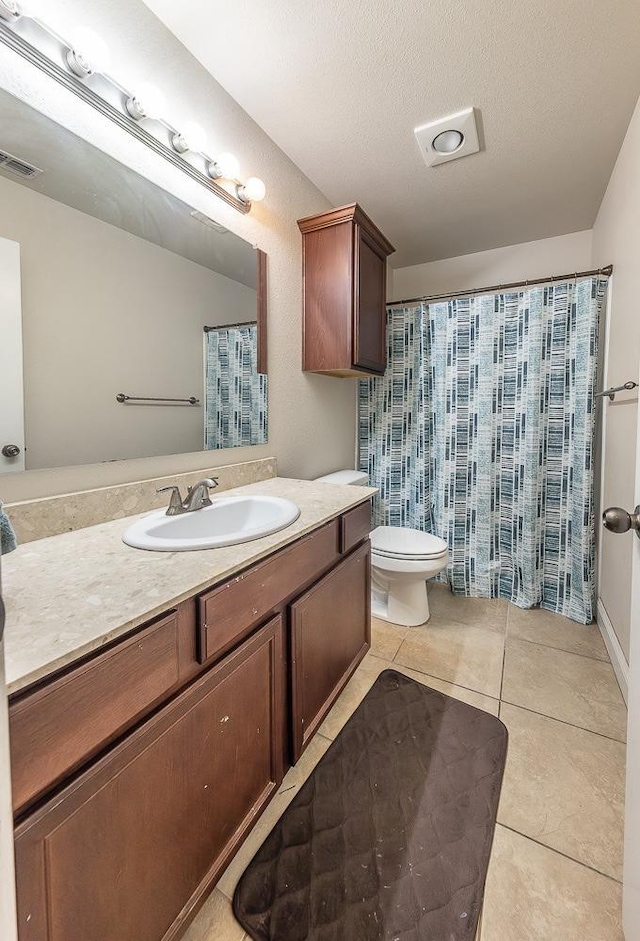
<box><xmin>0</xmin><ymin>7</ymin><xmax>266</xmax><ymax>213</ymax></box>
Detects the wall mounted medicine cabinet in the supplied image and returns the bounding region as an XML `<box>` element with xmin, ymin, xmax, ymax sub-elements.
<box><xmin>298</xmin><ymin>203</ymin><xmax>395</xmax><ymax>377</ymax></box>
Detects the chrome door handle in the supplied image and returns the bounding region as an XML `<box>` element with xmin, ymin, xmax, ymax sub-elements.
<box><xmin>602</xmin><ymin>505</ymin><xmax>640</xmax><ymax>538</ymax></box>
<box><xmin>1</xmin><ymin>444</ymin><xmax>20</xmax><ymax>458</ymax></box>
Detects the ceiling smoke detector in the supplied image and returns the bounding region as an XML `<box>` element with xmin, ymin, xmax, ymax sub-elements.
<box><xmin>414</xmin><ymin>107</ymin><xmax>480</xmax><ymax>167</ymax></box>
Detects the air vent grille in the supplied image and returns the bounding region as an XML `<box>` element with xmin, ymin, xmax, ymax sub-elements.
<box><xmin>0</xmin><ymin>149</ymin><xmax>43</xmax><ymax>180</ymax></box>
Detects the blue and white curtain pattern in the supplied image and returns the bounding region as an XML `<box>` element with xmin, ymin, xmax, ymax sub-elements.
<box><xmin>204</xmin><ymin>325</ymin><xmax>267</xmax><ymax>449</ymax></box>
<box><xmin>359</xmin><ymin>278</ymin><xmax>608</xmax><ymax>623</ymax></box>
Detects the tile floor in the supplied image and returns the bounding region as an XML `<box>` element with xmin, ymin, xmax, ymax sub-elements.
<box><xmin>183</xmin><ymin>583</ymin><xmax>627</xmax><ymax>941</ymax></box>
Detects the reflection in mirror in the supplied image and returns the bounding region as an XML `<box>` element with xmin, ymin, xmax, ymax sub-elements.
<box><xmin>0</xmin><ymin>89</ymin><xmax>267</xmax><ymax>475</ymax></box>
<box><xmin>204</xmin><ymin>324</ymin><xmax>267</xmax><ymax>449</ymax></box>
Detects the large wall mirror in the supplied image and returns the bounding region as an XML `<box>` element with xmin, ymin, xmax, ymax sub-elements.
<box><xmin>0</xmin><ymin>89</ymin><xmax>267</xmax><ymax>475</ymax></box>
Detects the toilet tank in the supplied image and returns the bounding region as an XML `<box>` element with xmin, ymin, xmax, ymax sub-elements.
<box><xmin>314</xmin><ymin>470</ymin><xmax>369</xmax><ymax>486</ymax></box>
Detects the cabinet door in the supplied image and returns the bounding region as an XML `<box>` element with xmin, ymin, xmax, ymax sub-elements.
<box><xmin>353</xmin><ymin>225</ymin><xmax>387</xmax><ymax>373</ymax></box>
<box><xmin>301</xmin><ymin>221</ymin><xmax>354</xmax><ymax>374</ymax></box>
<box><xmin>290</xmin><ymin>542</ymin><xmax>371</xmax><ymax>761</ymax></box>
<box><xmin>14</xmin><ymin>616</ymin><xmax>284</xmax><ymax>941</ymax></box>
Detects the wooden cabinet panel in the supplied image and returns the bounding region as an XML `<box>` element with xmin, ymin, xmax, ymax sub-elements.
<box><xmin>9</xmin><ymin>608</ymin><xmax>190</xmax><ymax>815</ymax></box>
<box><xmin>14</xmin><ymin>616</ymin><xmax>284</xmax><ymax>941</ymax></box>
<box><xmin>198</xmin><ymin>520</ymin><xmax>340</xmax><ymax>664</ymax></box>
<box><xmin>341</xmin><ymin>500</ymin><xmax>372</xmax><ymax>554</ymax></box>
<box><xmin>301</xmin><ymin>222</ymin><xmax>354</xmax><ymax>372</ymax></box>
<box><xmin>290</xmin><ymin>542</ymin><xmax>371</xmax><ymax>760</ymax></box>
<box><xmin>298</xmin><ymin>203</ymin><xmax>394</xmax><ymax>377</ymax></box>
<box><xmin>354</xmin><ymin>226</ymin><xmax>387</xmax><ymax>372</ymax></box>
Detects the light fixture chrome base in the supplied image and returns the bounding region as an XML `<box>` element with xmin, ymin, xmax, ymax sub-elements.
<box><xmin>66</xmin><ymin>48</ymin><xmax>92</xmax><ymax>78</ymax></box>
<box><xmin>171</xmin><ymin>132</ymin><xmax>190</xmax><ymax>154</ymax></box>
<box><xmin>0</xmin><ymin>0</ymin><xmax>20</xmax><ymax>23</ymax></box>
<box><xmin>125</xmin><ymin>96</ymin><xmax>146</xmax><ymax>121</ymax></box>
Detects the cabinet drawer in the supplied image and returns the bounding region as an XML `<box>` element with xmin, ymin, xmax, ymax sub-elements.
<box><xmin>198</xmin><ymin>520</ymin><xmax>340</xmax><ymax>664</ymax></box>
<box><xmin>10</xmin><ymin>610</ymin><xmax>181</xmax><ymax>814</ymax></box>
<box><xmin>341</xmin><ymin>500</ymin><xmax>372</xmax><ymax>553</ymax></box>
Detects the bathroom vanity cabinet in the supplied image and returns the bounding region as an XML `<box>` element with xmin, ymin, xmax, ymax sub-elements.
<box><xmin>298</xmin><ymin>203</ymin><xmax>395</xmax><ymax>377</ymax></box>
<box><xmin>9</xmin><ymin>500</ymin><xmax>372</xmax><ymax>941</ymax></box>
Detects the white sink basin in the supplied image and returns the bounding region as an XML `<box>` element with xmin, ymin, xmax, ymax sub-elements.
<box><xmin>123</xmin><ymin>494</ymin><xmax>301</xmax><ymax>551</ymax></box>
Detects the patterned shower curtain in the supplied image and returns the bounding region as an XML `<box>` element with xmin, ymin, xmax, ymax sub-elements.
<box><xmin>359</xmin><ymin>277</ymin><xmax>608</xmax><ymax>623</ymax></box>
<box><xmin>204</xmin><ymin>324</ymin><xmax>268</xmax><ymax>449</ymax></box>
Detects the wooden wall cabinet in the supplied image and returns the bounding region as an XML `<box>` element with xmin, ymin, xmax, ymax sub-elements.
<box><xmin>10</xmin><ymin>500</ymin><xmax>373</xmax><ymax>941</ymax></box>
<box><xmin>298</xmin><ymin>203</ymin><xmax>395</xmax><ymax>377</ymax></box>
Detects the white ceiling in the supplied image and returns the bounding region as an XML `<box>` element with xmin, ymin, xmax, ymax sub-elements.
<box><xmin>143</xmin><ymin>0</ymin><xmax>640</xmax><ymax>268</ymax></box>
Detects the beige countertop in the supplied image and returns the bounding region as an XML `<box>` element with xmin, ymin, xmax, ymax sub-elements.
<box><xmin>3</xmin><ymin>477</ymin><xmax>376</xmax><ymax>696</ymax></box>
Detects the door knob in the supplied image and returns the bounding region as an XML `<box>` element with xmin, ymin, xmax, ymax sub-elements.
<box><xmin>1</xmin><ymin>444</ymin><xmax>20</xmax><ymax>458</ymax></box>
<box><xmin>602</xmin><ymin>505</ymin><xmax>640</xmax><ymax>538</ymax></box>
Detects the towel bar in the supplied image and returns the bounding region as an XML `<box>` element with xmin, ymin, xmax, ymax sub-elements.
<box><xmin>116</xmin><ymin>394</ymin><xmax>200</xmax><ymax>406</ymax></box>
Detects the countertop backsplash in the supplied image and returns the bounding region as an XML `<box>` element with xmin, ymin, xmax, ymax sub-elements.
<box><xmin>3</xmin><ymin>457</ymin><xmax>277</xmax><ymax>544</ymax></box>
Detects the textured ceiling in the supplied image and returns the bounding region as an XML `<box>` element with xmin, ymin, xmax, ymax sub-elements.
<box><xmin>143</xmin><ymin>0</ymin><xmax>640</xmax><ymax>267</ymax></box>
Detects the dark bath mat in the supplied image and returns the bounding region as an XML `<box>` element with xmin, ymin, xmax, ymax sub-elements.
<box><xmin>233</xmin><ymin>669</ymin><xmax>508</xmax><ymax>941</ymax></box>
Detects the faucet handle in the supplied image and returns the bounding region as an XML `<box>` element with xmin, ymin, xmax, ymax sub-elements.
<box><xmin>178</xmin><ymin>479</ymin><xmax>221</xmax><ymax>513</ymax></box>
<box><xmin>156</xmin><ymin>485</ymin><xmax>184</xmax><ymax>515</ymax></box>
<box><xmin>194</xmin><ymin>478</ymin><xmax>218</xmax><ymax>508</ymax></box>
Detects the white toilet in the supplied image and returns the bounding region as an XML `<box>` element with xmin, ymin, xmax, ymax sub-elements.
<box><xmin>314</xmin><ymin>470</ymin><xmax>449</xmax><ymax>626</ymax></box>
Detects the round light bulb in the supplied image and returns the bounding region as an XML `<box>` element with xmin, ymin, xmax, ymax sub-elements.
<box><xmin>67</xmin><ymin>27</ymin><xmax>112</xmax><ymax>76</ymax></box>
<box><xmin>172</xmin><ymin>121</ymin><xmax>208</xmax><ymax>154</ymax></box>
<box><xmin>238</xmin><ymin>177</ymin><xmax>266</xmax><ymax>203</ymax></box>
<box><xmin>182</xmin><ymin>121</ymin><xmax>208</xmax><ymax>152</ymax></box>
<box><xmin>432</xmin><ymin>129</ymin><xmax>464</xmax><ymax>154</ymax></box>
<box><xmin>214</xmin><ymin>152</ymin><xmax>240</xmax><ymax>179</ymax></box>
<box><xmin>0</xmin><ymin>0</ymin><xmax>21</xmax><ymax>22</ymax></box>
<box><xmin>126</xmin><ymin>82</ymin><xmax>166</xmax><ymax>121</ymax></box>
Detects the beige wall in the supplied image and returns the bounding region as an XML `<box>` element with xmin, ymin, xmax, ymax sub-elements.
<box><xmin>0</xmin><ymin>174</ymin><xmax>257</xmax><ymax>470</ymax></box>
<box><xmin>593</xmin><ymin>96</ymin><xmax>640</xmax><ymax>664</ymax></box>
<box><xmin>0</xmin><ymin>0</ymin><xmax>356</xmax><ymax>503</ymax></box>
<box><xmin>390</xmin><ymin>230</ymin><xmax>593</xmax><ymax>300</ymax></box>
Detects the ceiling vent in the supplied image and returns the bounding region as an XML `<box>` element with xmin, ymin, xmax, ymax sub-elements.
<box><xmin>414</xmin><ymin>107</ymin><xmax>480</xmax><ymax>167</ymax></box>
<box><xmin>0</xmin><ymin>148</ymin><xmax>43</xmax><ymax>180</ymax></box>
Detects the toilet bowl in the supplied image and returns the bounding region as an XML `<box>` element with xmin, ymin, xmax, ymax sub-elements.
<box><xmin>370</xmin><ymin>525</ymin><xmax>448</xmax><ymax>626</ymax></box>
<box><xmin>314</xmin><ymin>471</ymin><xmax>449</xmax><ymax>627</ymax></box>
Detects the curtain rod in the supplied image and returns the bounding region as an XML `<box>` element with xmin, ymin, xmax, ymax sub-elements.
<box><xmin>387</xmin><ymin>264</ymin><xmax>613</xmax><ymax>307</ymax></box>
<box><xmin>203</xmin><ymin>321</ymin><xmax>256</xmax><ymax>332</ymax></box>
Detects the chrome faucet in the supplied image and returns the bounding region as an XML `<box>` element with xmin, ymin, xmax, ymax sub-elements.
<box><xmin>183</xmin><ymin>478</ymin><xmax>219</xmax><ymax>511</ymax></box>
<box><xmin>157</xmin><ymin>478</ymin><xmax>219</xmax><ymax>516</ymax></box>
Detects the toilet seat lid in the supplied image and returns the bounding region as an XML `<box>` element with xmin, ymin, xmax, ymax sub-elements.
<box><xmin>371</xmin><ymin>526</ymin><xmax>447</xmax><ymax>560</ymax></box>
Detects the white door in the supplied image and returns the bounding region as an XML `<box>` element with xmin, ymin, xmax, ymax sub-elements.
<box><xmin>622</xmin><ymin>390</ymin><xmax>640</xmax><ymax>936</ymax></box>
<box><xmin>0</xmin><ymin>238</ymin><xmax>24</xmax><ymax>474</ymax></box>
